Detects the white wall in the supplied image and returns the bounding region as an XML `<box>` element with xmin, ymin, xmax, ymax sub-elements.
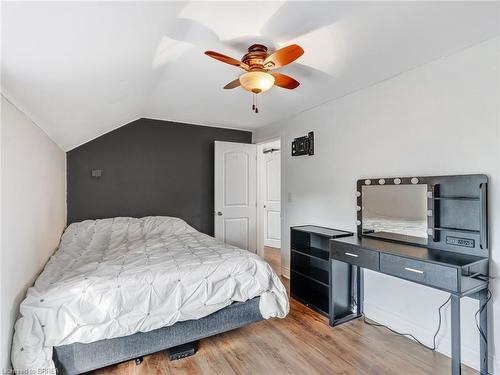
<box><xmin>254</xmin><ymin>36</ymin><xmax>500</xmax><ymax>372</ymax></box>
<box><xmin>0</xmin><ymin>96</ymin><xmax>66</xmax><ymax>369</ymax></box>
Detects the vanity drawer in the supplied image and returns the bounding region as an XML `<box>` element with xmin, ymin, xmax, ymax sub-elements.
<box><xmin>380</xmin><ymin>253</ymin><xmax>458</xmax><ymax>292</ymax></box>
<box><xmin>330</xmin><ymin>243</ymin><xmax>379</xmax><ymax>270</ymax></box>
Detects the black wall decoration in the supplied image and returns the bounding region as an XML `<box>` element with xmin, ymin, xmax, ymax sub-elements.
<box><xmin>291</xmin><ymin>131</ymin><xmax>314</xmax><ymax>156</ymax></box>
<box><xmin>67</xmin><ymin>118</ymin><xmax>252</xmax><ymax>235</ymax></box>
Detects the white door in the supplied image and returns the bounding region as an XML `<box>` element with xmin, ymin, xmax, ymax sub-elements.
<box><xmin>214</xmin><ymin>141</ymin><xmax>257</xmax><ymax>252</ymax></box>
<box><xmin>263</xmin><ymin>150</ymin><xmax>281</xmax><ymax>248</ymax></box>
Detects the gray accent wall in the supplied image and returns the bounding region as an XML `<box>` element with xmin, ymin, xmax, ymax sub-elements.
<box><xmin>67</xmin><ymin>118</ymin><xmax>252</xmax><ymax>235</ymax></box>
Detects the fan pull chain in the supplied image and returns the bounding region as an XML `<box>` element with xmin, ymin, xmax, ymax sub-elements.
<box><xmin>251</xmin><ymin>94</ymin><xmax>259</xmax><ymax>113</ymax></box>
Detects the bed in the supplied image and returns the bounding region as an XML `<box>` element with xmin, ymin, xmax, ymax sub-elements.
<box><xmin>11</xmin><ymin>216</ymin><xmax>288</xmax><ymax>373</ymax></box>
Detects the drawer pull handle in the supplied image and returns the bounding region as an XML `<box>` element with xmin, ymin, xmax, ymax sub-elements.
<box><xmin>345</xmin><ymin>252</ymin><xmax>359</xmax><ymax>258</ymax></box>
<box><xmin>404</xmin><ymin>267</ymin><xmax>424</xmax><ymax>274</ymax></box>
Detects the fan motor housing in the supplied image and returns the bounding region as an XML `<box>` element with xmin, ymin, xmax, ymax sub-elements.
<box><xmin>242</xmin><ymin>44</ymin><xmax>269</xmax><ymax>69</ymax></box>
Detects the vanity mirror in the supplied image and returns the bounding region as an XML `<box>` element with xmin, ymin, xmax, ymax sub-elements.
<box><xmin>361</xmin><ymin>182</ymin><xmax>428</xmax><ymax>245</ymax></box>
<box><xmin>356</xmin><ymin>175</ymin><xmax>489</xmax><ymax>256</ymax></box>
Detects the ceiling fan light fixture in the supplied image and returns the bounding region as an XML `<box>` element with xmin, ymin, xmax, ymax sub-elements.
<box><xmin>205</xmin><ymin>44</ymin><xmax>303</xmax><ymax>113</ymax></box>
<box><xmin>239</xmin><ymin>71</ymin><xmax>275</xmax><ymax>94</ymax></box>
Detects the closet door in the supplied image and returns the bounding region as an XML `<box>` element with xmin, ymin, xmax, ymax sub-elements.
<box><xmin>263</xmin><ymin>149</ymin><xmax>281</xmax><ymax>248</ymax></box>
<box><xmin>214</xmin><ymin>141</ymin><xmax>257</xmax><ymax>252</ymax></box>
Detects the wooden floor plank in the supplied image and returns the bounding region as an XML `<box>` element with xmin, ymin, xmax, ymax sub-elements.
<box><xmin>92</xmin><ymin>246</ymin><xmax>477</xmax><ymax>375</ymax></box>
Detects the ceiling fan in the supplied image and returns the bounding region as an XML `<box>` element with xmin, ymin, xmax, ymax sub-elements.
<box><xmin>205</xmin><ymin>44</ymin><xmax>304</xmax><ymax>113</ymax></box>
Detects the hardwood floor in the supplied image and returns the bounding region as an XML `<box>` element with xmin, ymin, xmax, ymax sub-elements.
<box><xmin>92</xmin><ymin>246</ymin><xmax>477</xmax><ymax>375</ymax></box>
<box><xmin>263</xmin><ymin>246</ymin><xmax>281</xmax><ymax>272</ymax></box>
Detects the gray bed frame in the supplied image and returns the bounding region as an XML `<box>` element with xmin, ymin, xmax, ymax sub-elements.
<box><xmin>53</xmin><ymin>297</ymin><xmax>262</xmax><ymax>374</ymax></box>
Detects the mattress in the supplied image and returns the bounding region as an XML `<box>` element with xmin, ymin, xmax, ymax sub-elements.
<box><xmin>11</xmin><ymin>216</ymin><xmax>289</xmax><ymax>371</ymax></box>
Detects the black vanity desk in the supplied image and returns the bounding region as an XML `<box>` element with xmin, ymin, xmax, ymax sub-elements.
<box><xmin>329</xmin><ymin>235</ymin><xmax>489</xmax><ymax>375</ymax></box>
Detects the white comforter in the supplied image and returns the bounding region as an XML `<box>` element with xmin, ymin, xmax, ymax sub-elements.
<box><xmin>11</xmin><ymin>216</ymin><xmax>288</xmax><ymax>371</ymax></box>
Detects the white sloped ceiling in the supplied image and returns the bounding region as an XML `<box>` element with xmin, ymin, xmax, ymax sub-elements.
<box><xmin>2</xmin><ymin>1</ymin><xmax>499</xmax><ymax>151</ymax></box>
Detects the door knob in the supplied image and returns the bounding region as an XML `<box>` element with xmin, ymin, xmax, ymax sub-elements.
<box><xmin>216</xmin><ymin>211</ymin><xmax>223</xmax><ymax>216</ymax></box>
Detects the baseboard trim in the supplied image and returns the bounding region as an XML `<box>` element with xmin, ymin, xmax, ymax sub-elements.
<box><xmin>364</xmin><ymin>301</ymin><xmax>499</xmax><ymax>373</ymax></box>
<box><xmin>281</xmin><ymin>267</ymin><xmax>290</xmax><ymax>279</ymax></box>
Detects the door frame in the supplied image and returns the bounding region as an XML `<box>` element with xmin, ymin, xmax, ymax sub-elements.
<box><xmin>256</xmin><ymin>137</ymin><xmax>281</xmax><ymax>259</ymax></box>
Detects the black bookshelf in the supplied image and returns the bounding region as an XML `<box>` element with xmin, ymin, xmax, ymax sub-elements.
<box><xmin>290</xmin><ymin>226</ymin><xmax>353</xmax><ymax>316</ymax></box>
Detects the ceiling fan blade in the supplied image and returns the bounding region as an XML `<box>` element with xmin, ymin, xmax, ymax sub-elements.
<box><xmin>205</xmin><ymin>51</ymin><xmax>249</xmax><ymax>70</ymax></box>
<box><xmin>271</xmin><ymin>72</ymin><xmax>300</xmax><ymax>89</ymax></box>
<box><xmin>224</xmin><ymin>78</ymin><xmax>241</xmax><ymax>89</ymax></box>
<box><xmin>264</xmin><ymin>44</ymin><xmax>304</xmax><ymax>69</ymax></box>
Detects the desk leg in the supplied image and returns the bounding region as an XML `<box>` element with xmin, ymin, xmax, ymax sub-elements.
<box><xmin>329</xmin><ymin>259</ymin><xmax>334</xmax><ymax>326</ymax></box>
<box><xmin>479</xmin><ymin>289</ymin><xmax>488</xmax><ymax>375</ymax></box>
<box><xmin>451</xmin><ymin>294</ymin><xmax>461</xmax><ymax>375</ymax></box>
<box><xmin>329</xmin><ymin>261</ymin><xmax>363</xmax><ymax>326</ymax></box>
<box><xmin>356</xmin><ymin>267</ymin><xmax>364</xmax><ymax>315</ymax></box>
